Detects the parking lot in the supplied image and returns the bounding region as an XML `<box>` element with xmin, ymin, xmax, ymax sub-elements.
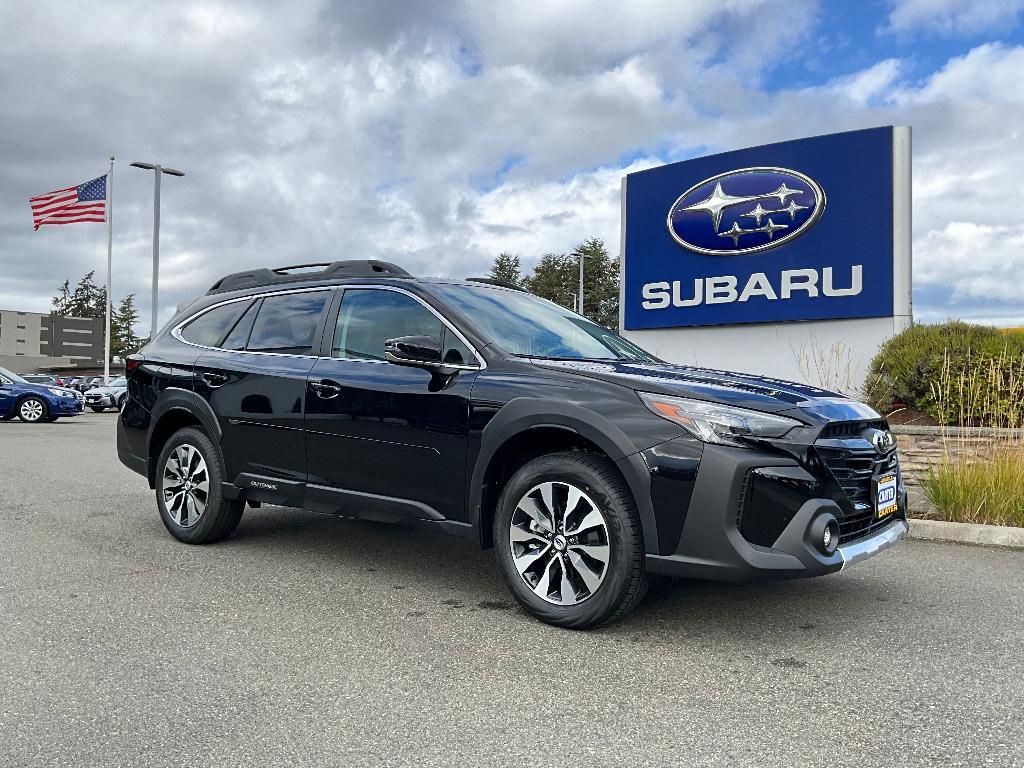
<box><xmin>0</xmin><ymin>413</ymin><xmax>1021</xmax><ymax>767</ymax></box>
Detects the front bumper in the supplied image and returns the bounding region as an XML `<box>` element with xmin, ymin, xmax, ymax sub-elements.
<box><xmin>85</xmin><ymin>394</ymin><xmax>113</xmax><ymax>407</ymax></box>
<box><xmin>52</xmin><ymin>396</ymin><xmax>84</xmax><ymax>416</ymax></box>
<box><xmin>644</xmin><ymin>442</ymin><xmax>908</xmax><ymax>581</ymax></box>
<box><xmin>839</xmin><ymin>518</ymin><xmax>908</xmax><ymax>569</ymax></box>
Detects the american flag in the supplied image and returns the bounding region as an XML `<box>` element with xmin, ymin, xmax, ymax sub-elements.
<box><xmin>29</xmin><ymin>175</ymin><xmax>107</xmax><ymax>230</ymax></box>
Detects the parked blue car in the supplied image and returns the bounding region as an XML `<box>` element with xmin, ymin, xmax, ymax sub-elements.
<box><xmin>0</xmin><ymin>366</ymin><xmax>84</xmax><ymax>423</ymax></box>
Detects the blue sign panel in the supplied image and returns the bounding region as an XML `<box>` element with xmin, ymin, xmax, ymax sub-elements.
<box><xmin>623</xmin><ymin>127</ymin><xmax>894</xmax><ymax>330</ymax></box>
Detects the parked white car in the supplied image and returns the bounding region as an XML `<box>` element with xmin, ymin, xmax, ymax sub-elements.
<box><xmin>84</xmin><ymin>376</ymin><xmax>128</xmax><ymax>412</ymax></box>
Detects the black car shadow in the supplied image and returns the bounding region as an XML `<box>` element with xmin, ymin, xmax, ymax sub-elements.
<box><xmin>212</xmin><ymin>503</ymin><xmax>908</xmax><ymax>638</ymax></box>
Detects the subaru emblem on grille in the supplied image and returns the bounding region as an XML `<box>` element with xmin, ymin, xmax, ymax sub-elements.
<box><xmin>870</xmin><ymin>429</ymin><xmax>896</xmax><ymax>454</ymax></box>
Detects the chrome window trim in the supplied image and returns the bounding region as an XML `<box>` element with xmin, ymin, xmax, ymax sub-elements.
<box><xmin>171</xmin><ymin>286</ymin><xmax>332</xmax><ymax>360</ymax></box>
<box><xmin>171</xmin><ymin>283</ymin><xmax>486</xmax><ymax>369</ymax></box>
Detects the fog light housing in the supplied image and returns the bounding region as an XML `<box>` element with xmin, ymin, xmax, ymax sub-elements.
<box><xmin>822</xmin><ymin>520</ymin><xmax>839</xmax><ymax>554</ymax></box>
<box><xmin>808</xmin><ymin>513</ymin><xmax>841</xmax><ymax>556</ymax></box>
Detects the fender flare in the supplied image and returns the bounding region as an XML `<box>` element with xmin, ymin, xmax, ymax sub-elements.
<box><xmin>146</xmin><ymin>389</ymin><xmax>223</xmax><ymax>468</ymax></box>
<box><xmin>468</xmin><ymin>397</ymin><xmax>658</xmax><ymax>553</ymax></box>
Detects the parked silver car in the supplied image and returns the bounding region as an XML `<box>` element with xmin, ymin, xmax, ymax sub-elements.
<box><xmin>84</xmin><ymin>376</ymin><xmax>128</xmax><ymax>412</ymax></box>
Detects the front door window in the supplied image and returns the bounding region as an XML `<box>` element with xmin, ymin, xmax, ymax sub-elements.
<box><xmin>332</xmin><ymin>289</ymin><xmax>472</xmax><ymax>365</ymax></box>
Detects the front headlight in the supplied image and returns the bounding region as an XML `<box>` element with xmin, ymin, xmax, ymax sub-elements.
<box><xmin>47</xmin><ymin>387</ymin><xmax>73</xmax><ymax>398</ymax></box>
<box><xmin>638</xmin><ymin>392</ymin><xmax>802</xmax><ymax>446</ymax></box>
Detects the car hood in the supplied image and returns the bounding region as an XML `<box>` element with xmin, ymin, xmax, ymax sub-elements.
<box><xmin>85</xmin><ymin>386</ymin><xmax>126</xmax><ymax>395</ymax></box>
<box><xmin>19</xmin><ymin>382</ymin><xmax>75</xmax><ymax>397</ymax></box>
<box><xmin>530</xmin><ymin>359</ymin><xmax>881</xmax><ymax>424</ymax></box>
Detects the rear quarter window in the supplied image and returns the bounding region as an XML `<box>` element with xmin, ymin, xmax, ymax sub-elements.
<box><xmin>246</xmin><ymin>291</ymin><xmax>329</xmax><ymax>355</ymax></box>
<box><xmin>180</xmin><ymin>301</ymin><xmax>250</xmax><ymax>347</ymax></box>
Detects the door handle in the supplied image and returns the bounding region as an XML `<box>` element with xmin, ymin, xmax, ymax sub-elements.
<box><xmin>201</xmin><ymin>372</ymin><xmax>230</xmax><ymax>388</ymax></box>
<box><xmin>309</xmin><ymin>379</ymin><xmax>343</xmax><ymax>399</ymax></box>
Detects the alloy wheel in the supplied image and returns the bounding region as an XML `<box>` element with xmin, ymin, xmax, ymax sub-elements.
<box><xmin>19</xmin><ymin>399</ymin><xmax>44</xmax><ymax>422</ymax></box>
<box><xmin>509</xmin><ymin>481</ymin><xmax>611</xmax><ymax>606</ymax></box>
<box><xmin>161</xmin><ymin>444</ymin><xmax>210</xmax><ymax>528</ymax></box>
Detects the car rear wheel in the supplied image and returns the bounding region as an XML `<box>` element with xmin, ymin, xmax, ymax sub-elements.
<box><xmin>156</xmin><ymin>427</ymin><xmax>243</xmax><ymax>544</ymax></box>
<box><xmin>17</xmin><ymin>397</ymin><xmax>48</xmax><ymax>423</ymax></box>
<box><xmin>494</xmin><ymin>452</ymin><xmax>648</xmax><ymax>629</ymax></box>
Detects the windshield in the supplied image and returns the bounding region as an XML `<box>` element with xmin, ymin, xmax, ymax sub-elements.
<box><xmin>0</xmin><ymin>366</ymin><xmax>27</xmax><ymax>384</ymax></box>
<box><xmin>109</xmin><ymin>377</ymin><xmax>127</xmax><ymax>387</ymax></box>
<box><xmin>432</xmin><ymin>283</ymin><xmax>660</xmax><ymax>363</ymax></box>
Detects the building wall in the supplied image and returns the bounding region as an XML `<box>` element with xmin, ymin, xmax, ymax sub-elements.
<box><xmin>624</xmin><ymin>315</ymin><xmax>910</xmax><ymax>398</ymax></box>
<box><xmin>47</xmin><ymin>314</ymin><xmax>104</xmax><ymax>364</ymax></box>
<box><xmin>0</xmin><ymin>310</ymin><xmax>44</xmax><ymax>358</ymax></box>
<box><xmin>0</xmin><ymin>309</ymin><xmax>104</xmax><ymax>373</ymax></box>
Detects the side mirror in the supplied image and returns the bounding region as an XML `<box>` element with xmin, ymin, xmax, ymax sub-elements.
<box><xmin>384</xmin><ymin>335</ymin><xmax>444</xmax><ymax>369</ymax></box>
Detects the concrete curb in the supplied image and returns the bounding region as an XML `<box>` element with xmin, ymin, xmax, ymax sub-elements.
<box><xmin>908</xmin><ymin>518</ymin><xmax>1024</xmax><ymax>549</ymax></box>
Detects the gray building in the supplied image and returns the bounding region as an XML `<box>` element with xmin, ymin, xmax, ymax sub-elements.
<box><xmin>0</xmin><ymin>309</ymin><xmax>105</xmax><ymax>374</ymax></box>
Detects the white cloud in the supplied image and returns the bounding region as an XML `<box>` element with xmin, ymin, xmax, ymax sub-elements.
<box><xmin>882</xmin><ymin>0</ymin><xmax>1024</xmax><ymax>36</ymax></box>
<box><xmin>915</xmin><ymin>222</ymin><xmax>1024</xmax><ymax>303</ymax></box>
<box><xmin>0</xmin><ymin>1</ymin><xmax>1021</xmax><ymax>332</ymax></box>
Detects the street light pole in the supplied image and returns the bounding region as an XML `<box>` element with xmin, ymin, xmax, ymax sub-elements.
<box><xmin>131</xmin><ymin>162</ymin><xmax>184</xmax><ymax>339</ymax></box>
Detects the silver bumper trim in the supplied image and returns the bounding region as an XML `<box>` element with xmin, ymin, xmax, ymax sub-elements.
<box><xmin>838</xmin><ymin>519</ymin><xmax>908</xmax><ymax>569</ymax></box>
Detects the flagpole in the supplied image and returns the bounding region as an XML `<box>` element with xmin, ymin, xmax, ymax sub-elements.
<box><xmin>104</xmin><ymin>156</ymin><xmax>114</xmax><ymax>384</ymax></box>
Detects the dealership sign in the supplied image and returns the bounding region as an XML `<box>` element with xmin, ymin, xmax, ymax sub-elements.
<box><xmin>622</xmin><ymin>127</ymin><xmax>899</xmax><ymax>329</ymax></box>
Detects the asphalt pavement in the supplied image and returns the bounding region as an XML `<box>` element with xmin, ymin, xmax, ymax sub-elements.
<box><xmin>1</xmin><ymin>413</ymin><xmax>1021</xmax><ymax>767</ymax></box>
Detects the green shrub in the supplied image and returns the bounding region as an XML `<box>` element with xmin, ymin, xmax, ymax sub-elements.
<box><xmin>922</xmin><ymin>445</ymin><xmax>1024</xmax><ymax>527</ymax></box>
<box><xmin>864</xmin><ymin>321</ymin><xmax>1024</xmax><ymax>425</ymax></box>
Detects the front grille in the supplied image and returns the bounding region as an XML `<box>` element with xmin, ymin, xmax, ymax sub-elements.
<box><xmin>818</xmin><ymin>419</ymin><xmax>886</xmax><ymax>439</ymax></box>
<box><xmin>815</xmin><ymin>443</ymin><xmax>899</xmax><ymax>543</ymax></box>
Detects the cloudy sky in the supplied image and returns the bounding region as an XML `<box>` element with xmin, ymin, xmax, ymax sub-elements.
<box><xmin>2</xmin><ymin>0</ymin><xmax>1024</xmax><ymax>331</ymax></box>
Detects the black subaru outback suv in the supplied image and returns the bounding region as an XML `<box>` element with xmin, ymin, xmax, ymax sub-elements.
<box><xmin>118</xmin><ymin>260</ymin><xmax>907</xmax><ymax>628</ymax></box>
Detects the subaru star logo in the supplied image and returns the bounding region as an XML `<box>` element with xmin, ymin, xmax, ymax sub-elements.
<box><xmin>870</xmin><ymin>429</ymin><xmax>896</xmax><ymax>454</ymax></box>
<box><xmin>667</xmin><ymin>167</ymin><xmax>826</xmax><ymax>256</ymax></box>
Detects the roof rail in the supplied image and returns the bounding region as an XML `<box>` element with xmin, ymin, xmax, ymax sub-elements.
<box><xmin>465</xmin><ymin>277</ymin><xmax>526</xmax><ymax>292</ymax></box>
<box><xmin>207</xmin><ymin>260</ymin><xmax>412</xmax><ymax>294</ymax></box>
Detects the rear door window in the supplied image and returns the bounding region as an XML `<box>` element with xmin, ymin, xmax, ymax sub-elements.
<box><xmin>246</xmin><ymin>291</ymin><xmax>329</xmax><ymax>355</ymax></box>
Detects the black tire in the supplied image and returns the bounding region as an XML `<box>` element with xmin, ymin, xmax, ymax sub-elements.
<box><xmin>494</xmin><ymin>451</ymin><xmax>648</xmax><ymax>629</ymax></box>
<box><xmin>16</xmin><ymin>396</ymin><xmax>49</xmax><ymax>423</ymax></box>
<box><xmin>89</xmin><ymin>406</ymin><xmax>106</xmax><ymax>413</ymax></box>
<box><xmin>155</xmin><ymin>427</ymin><xmax>243</xmax><ymax>544</ymax></box>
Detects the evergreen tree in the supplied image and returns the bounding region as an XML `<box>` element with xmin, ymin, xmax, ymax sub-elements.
<box><xmin>488</xmin><ymin>252</ymin><xmax>523</xmax><ymax>286</ymax></box>
<box><xmin>518</xmin><ymin>239</ymin><xmax>621</xmax><ymax>329</ymax></box>
<box><xmin>51</xmin><ymin>279</ymin><xmax>72</xmax><ymax>316</ymax></box>
<box><xmin>112</xmin><ymin>294</ymin><xmax>143</xmax><ymax>359</ymax></box>
<box><xmin>522</xmin><ymin>252</ymin><xmax>577</xmax><ymax>310</ymax></box>
<box><xmin>572</xmin><ymin>237</ymin><xmax>619</xmax><ymax>329</ymax></box>
<box><xmin>67</xmin><ymin>271</ymin><xmax>105</xmax><ymax>319</ymax></box>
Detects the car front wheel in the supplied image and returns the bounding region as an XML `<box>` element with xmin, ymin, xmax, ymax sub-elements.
<box><xmin>155</xmin><ymin>427</ymin><xmax>244</xmax><ymax>544</ymax></box>
<box><xmin>494</xmin><ymin>451</ymin><xmax>648</xmax><ymax>629</ymax></box>
<box><xmin>17</xmin><ymin>397</ymin><xmax>48</xmax><ymax>423</ymax></box>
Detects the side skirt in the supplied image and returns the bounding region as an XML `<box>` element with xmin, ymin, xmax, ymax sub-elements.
<box><xmin>226</xmin><ymin>473</ymin><xmax>473</xmax><ymax>538</ymax></box>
